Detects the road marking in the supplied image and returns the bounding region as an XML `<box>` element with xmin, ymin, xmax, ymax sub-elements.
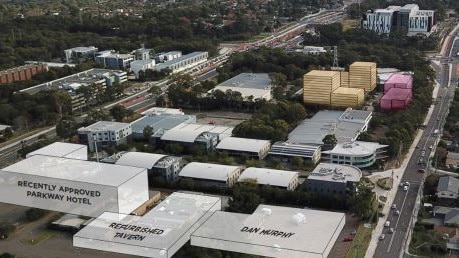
<box><xmin>387</xmin><ymin>188</ymin><xmax>409</xmax><ymax>252</ymax></box>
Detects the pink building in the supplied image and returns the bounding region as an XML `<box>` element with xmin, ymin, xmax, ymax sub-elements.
<box><xmin>384</xmin><ymin>73</ymin><xmax>413</xmax><ymax>93</ymax></box>
<box><xmin>380</xmin><ymin>88</ymin><xmax>412</xmax><ymax>111</ymax></box>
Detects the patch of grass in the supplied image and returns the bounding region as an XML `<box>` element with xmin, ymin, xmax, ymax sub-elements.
<box><xmin>409</xmin><ymin>229</ymin><xmax>447</xmax><ymax>258</ymax></box>
<box><xmin>346</xmin><ymin>224</ymin><xmax>373</xmax><ymax>258</ymax></box>
<box><xmin>377</xmin><ymin>177</ymin><xmax>393</xmax><ymax>190</ymax></box>
<box><xmin>20</xmin><ymin>230</ymin><xmax>59</xmax><ymax>246</ymax></box>
<box><xmin>342</xmin><ymin>19</ymin><xmax>360</xmax><ymax>31</ymax></box>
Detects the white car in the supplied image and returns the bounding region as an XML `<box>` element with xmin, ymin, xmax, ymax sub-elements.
<box><xmin>403</xmin><ymin>185</ymin><xmax>409</xmax><ymax>191</ymax></box>
<box><xmin>384</xmin><ymin>221</ymin><xmax>390</xmax><ymax>227</ymax></box>
<box><xmin>391</xmin><ymin>204</ymin><xmax>397</xmax><ymax>209</ymax></box>
<box><xmin>395</xmin><ymin>210</ymin><xmax>400</xmax><ymax>216</ymax></box>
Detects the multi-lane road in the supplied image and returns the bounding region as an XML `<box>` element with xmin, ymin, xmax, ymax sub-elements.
<box><xmin>373</xmin><ymin>28</ymin><xmax>459</xmax><ymax>258</ymax></box>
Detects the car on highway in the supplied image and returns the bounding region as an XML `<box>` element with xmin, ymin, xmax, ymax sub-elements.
<box><xmin>379</xmin><ymin>234</ymin><xmax>385</xmax><ymax>240</ymax></box>
<box><xmin>395</xmin><ymin>210</ymin><xmax>400</xmax><ymax>216</ymax></box>
<box><xmin>389</xmin><ymin>228</ymin><xmax>394</xmax><ymax>234</ymax></box>
<box><xmin>418</xmin><ymin>168</ymin><xmax>426</xmax><ymax>173</ymax></box>
<box><xmin>384</xmin><ymin>221</ymin><xmax>390</xmax><ymax>227</ymax></box>
<box><xmin>429</xmin><ymin>145</ymin><xmax>433</xmax><ymax>150</ymax></box>
<box><xmin>391</xmin><ymin>204</ymin><xmax>397</xmax><ymax>209</ymax></box>
<box><xmin>403</xmin><ymin>185</ymin><xmax>409</xmax><ymax>191</ymax></box>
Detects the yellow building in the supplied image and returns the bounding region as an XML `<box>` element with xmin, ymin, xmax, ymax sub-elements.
<box><xmin>340</xmin><ymin>71</ymin><xmax>349</xmax><ymax>88</ymax></box>
<box><xmin>331</xmin><ymin>87</ymin><xmax>365</xmax><ymax>108</ymax></box>
<box><xmin>303</xmin><ymin>70</ymin><xmax>341</xmax><ymax>106</ymax></box>
<box><xmin>349</xmin><ymin>62</ymin><xmax>377</xmax><ymax>92</ymax></box>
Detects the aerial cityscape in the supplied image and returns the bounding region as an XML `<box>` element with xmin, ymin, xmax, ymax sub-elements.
<box><xmin>0</xmin><ymin>0</ymin><xmax>458</xmax><ymax>257</ymax></box>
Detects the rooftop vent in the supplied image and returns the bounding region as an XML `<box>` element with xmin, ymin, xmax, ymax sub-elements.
<box><xmin>292</xmin><ymin>213</ymin><xmax>306</xmax><ymax>225</ymax></box>
<box><xmin>262</xmin><ymin>208</ymin><xmax>272</xmax><ymax>215</ymax></box>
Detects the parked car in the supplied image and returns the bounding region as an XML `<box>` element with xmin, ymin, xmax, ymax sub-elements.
<box><xmin>343</xmin><ymin>236</ymin><xmax>354</xmax><ymax>242</ymax></box>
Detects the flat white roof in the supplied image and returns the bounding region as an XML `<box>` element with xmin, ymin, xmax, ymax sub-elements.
<box><xmin>308</xmin><ymin>163</ymin><xmax>362</xmax><ymax>183</ymax></box>
<box><xmin>216</xmin><ymin>137</ymin><xmax>270</xmax><ymax>153</ymax></box>
<box><xmin>74</xmin><ymin>192</ymin><xmax>221</xmax><ymax>258</ymax></box>
<box><xmin>79</xmin><ymin>121</ymin><xmax>130</xmax><ymax>132</ymax></box>
<box><xmin>115</xmin><ymin>152</ymin><xmax>167</xmax><ymax>169</ymax></box>
<box><xmin>191</xmin><ymin>205</ymin><xmax>345</xmax><ymax>258</ymax></box>
<box><xmin>140</xmin><ymin>107</ymin><xmax>185</xmax><ymax>116</ymax></box>
<box><xmin>179</xmin><ymin>162</ymin><xmax>240</xmax><ymax>182</ymax></box>
<box><xmin>2</xmin><ymin>155</ymin><xmax>146</xmax><ymax>187</ymax></box>
<box><xmin>238</xmin><ymin>167</ymin><xmax>298</xmax><ymax>188</ymax></box>
<box><xmin>322</xmin><ymin>141</ymin><xmax>387</xmax><ymax>156</ymax></box>
<box><xmin>26</xmin><ymin>142</ymin><xmax>87</xmax><ymax>160</ymax></box>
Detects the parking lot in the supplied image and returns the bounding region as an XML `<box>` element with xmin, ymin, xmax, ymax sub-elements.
<box><xmin>328</xmin><ymin>214</ymin><xmax>362</xmax><ymax>257</ymax></box>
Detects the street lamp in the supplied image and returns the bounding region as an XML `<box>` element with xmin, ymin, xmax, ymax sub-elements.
<box><xmin>93</xmin><ymin>134</ymin><xmax>99</xmax><ymax>162</ymax></box>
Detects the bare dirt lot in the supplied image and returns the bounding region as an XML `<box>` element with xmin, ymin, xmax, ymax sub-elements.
<box><xmin>188</xmin><ymin>110</ymin><xmax>252</xmax><ymax>127</ymax></box>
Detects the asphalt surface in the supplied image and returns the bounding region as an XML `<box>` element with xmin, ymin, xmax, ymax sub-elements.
<box><xmin>373</xmin><ymin>34</ymin><xmax>459</xmax><ymax>257</ymax></box>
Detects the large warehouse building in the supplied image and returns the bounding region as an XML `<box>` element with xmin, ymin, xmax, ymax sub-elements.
<box><xmin>238</xmin><ymin>167</ymin><xmax>299</xmax><ymax>191</ymax></box>
<box><xmin>191</xmin><ymin>204</ymin><xmax>346</xmax><ymax>258</ymax></box>
<box><xmin>0</xmin><ymin>155</ymin><xmax>149</xmax><ymax>217</ymax></box>
<box><xmin>209</xmin><ymin>73</ymin><xmax>272</xmax><ymax>101</ymax></box>
<box><xmin>179</xmin><ymin>162</ymin><xmax>242</xmax><ymax>188</ymax></box>
<box><xmin>349</xmin><ymin>62</ymin><xmax>377</xmax><ymax>92</ymax></box>
<box><xmin>303</xmin><ymin>70</ymin><xmax>341</xmax><ymax>106</ymax></box>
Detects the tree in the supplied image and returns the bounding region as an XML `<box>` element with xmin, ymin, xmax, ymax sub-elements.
<box><xmin>0</xmin><ymin>222</ymin><xmax>14</xmax><ymax>240</ymax></box>
<box><xmin>322</xmin><ymin>134</ymin><xmax>337</xmax><ymax>146</ymax></box>
<box><xmin>25</xmin><ymin>208</ymin><xmax>47</xmax><ymax>221</ymax></box>
<box><xmin>0</xmin><ymin>253</ymin><xmax>15</xmax><ymax>258</ymax></box>
<box><xmin>56</xmin><ymin>118</ymin><xmax>78</xmax><ymax>139</ymax></box>
<box><xmin>3</xmin><ymin>127</ymin><xmax>13</xmax><ymax>139</ymax></box>
<box><xmin>165</xmin><ymin>143</ymin><xmax>184</xmax><ymax>155</ymax></box>
<box><xmin>228</xmin><ymin>184</ymin><xmax>262</xmax><ymax>214</ymax></box>
<box><xmin>143</xmin><ymin>125</ymin><xmax>154</xmax><ymax>140</ymax></box>
<box><xmin>291</xmin><ymin>156</ymin><xmax>303</xmax><ymax>167</ymax></box>
<box><xmin>51</xmin><ymin>91</ymin><xmax>72</xmax><ymax>119</ymax></box>
<box><xmin>179</xmin><ymin>178</ymin><xmax>194</xmax><ymax>190</ymax></box>
<box><xmin>348</xmin><ymin>181</ymin><xmax>375</xmax><ymax>220</ymax></box>
<box><xmin>110</xmin><ymin>104</ymin><xmax>128</xmax><ymax>122</ymax></box>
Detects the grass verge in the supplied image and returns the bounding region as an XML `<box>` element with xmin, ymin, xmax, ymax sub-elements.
<box><xmin>346</xmin><ymin>224</ymin><xmax>374</xmax><ymax>258</ymax></box>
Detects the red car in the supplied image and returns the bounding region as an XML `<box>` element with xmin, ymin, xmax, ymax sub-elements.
<box><xmin>343</xmin><ymin>236</ymin><xmax>354</xmax><ymax>242</ymax></box>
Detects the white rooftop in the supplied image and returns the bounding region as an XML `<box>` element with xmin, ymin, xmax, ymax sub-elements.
<box><xmin>238</xmin><ymin>167</ymin><xmax>298</xmax><ymax>188</ymax></box>
<box><xmin>288</xmin><ymin>109</ymin><xmax>372</xmax><ymax>145</ymax></box>
<box><xmin>79</xmin><ymin>121</ymin><xmax>130</xmax><ymax>132</ymax></box>
<box><xmin>74</xmin><ymin>192</ymin><xmax>221</xmax><ymax>258</ymax></box>
<box><xmin>308</xmin><ymin>163</ymin><xmax>362</xmax><ymax>183</ymax></box>
<box><xmin>161</xmin><ymin>123</ymin><xmax>233</xmax><ymax>142</ymax></box>
<box><xmin>140</xmin><ymin>107</ymin><xmax>185</xmax><ymax>116</ymax></box>
<box><xmin>2</xmin><ymin>155</ymin><xmax>146</xmax><ymax>187</ymax></box>
<box><xmin>323</xmin><ymin>141</ymin><xmax>387</xmax><ymax>156</ymax></box>
<box><xmin>115</xmin><ymin>152</ymin><xmax>167</xmax><ymax>169</ymax></box>
<box><xmin>191</xmin><ymin>204</ymin><xmax>345</xmax><ymax>258</ymax></box>
<box><xmin>216</xmin><ymin>137</ymin><xmax>271</xmax><ymax>153</ymax></box>
<box><xmin>0</xmin><ymin>124</ymin><xmax>11</xmax><ymax>131</ymax></box>
<box><xmin>179</xmin><ymin>162</ymin><xmax>240</xmax><ymax>182</ymax></box>
<box><xmin>26</xmin><ymin>142</ymin><xmax>87</xmax><ymax>160</ymax></box>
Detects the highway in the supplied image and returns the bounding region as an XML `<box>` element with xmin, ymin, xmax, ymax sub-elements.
<box><xmin>373</xmin><ymin>26</ymin><xmax>459</xmax><ymax>258</ymax></box>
